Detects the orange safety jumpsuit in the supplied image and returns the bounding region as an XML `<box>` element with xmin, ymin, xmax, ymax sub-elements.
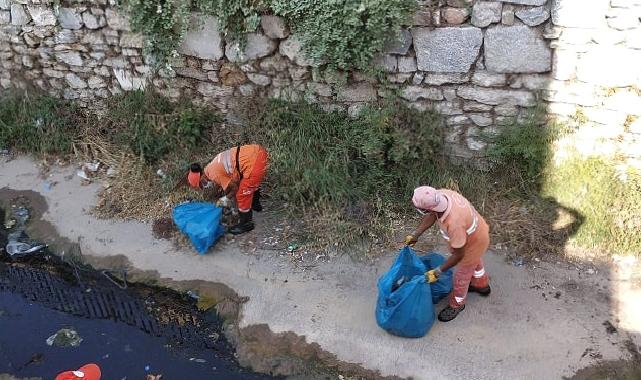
<box><xmin>436</xmin><ymin>189</ymin><xmax>490</xmax><ymax>308</ymax></box>
<box><xmin>204</xmin><ymin>144</ymin><xmax>269</xmax><ymax>213</ymax></box>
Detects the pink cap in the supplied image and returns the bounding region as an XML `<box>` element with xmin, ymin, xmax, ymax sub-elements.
<box><xmin>412</xmin><ymin>186</ymin><xmax>448</xmax><ymax>213</ymax></box>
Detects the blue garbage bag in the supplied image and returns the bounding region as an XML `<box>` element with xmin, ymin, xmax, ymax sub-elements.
<box><xmin>172</xmin><ymin>202</ymin><xmax>225</xmax><ymax>254</ymax></box>
<box><xmin>419</xmin><ymin>252</ymin><xmax>454</xmax><ymax>304</ymax></box>
<box><xmin>375</xmin><ymin>246</ymin><xmax>435</xmax><ymax>338</ymax></box>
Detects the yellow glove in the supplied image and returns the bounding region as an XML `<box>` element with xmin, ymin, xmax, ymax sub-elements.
<box><xmin>426</xmin><ymin>267</ymin><xmax>442</xmax><ymax>284</ymax></box>
<box><xmin>404</xmin><ymin>234</ymin><xmax>417</xmax><ymax>247</ymax></box>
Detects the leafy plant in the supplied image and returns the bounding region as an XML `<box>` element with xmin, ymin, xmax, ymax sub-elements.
<box><xmin>197</xmin><ymin>0</ymin><xmax>264</xmax><ymax>45</ymax></box>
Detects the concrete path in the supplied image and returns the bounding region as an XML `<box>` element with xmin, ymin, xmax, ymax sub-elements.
<box><xmin>1</xmin><ymin>157</ymin><xmax>640</xmax><ymax>380</ymax></box>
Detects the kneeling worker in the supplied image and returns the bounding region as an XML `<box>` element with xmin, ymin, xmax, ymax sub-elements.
<box><xmin>405</xmin><ymin>186</ymin><xmax>491</xmax><ymax>322</ymax></box>
<box><xmin>188</xmin><ymin>144</ymin><xmax>268</xmax><ymax>235</ymax></box>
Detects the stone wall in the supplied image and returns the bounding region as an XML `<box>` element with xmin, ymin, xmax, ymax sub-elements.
<box><xmin>0</xmin><ymin>0</ymin><xmax>639</xmax><ymax>164</ymax></box>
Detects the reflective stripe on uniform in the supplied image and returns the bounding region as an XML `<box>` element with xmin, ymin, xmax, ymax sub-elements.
<box><xmin>439</xmin><ymin>211</ymin><xmax>479</xmax><ymax>241</ymax></box>
<box><xmin>473</xmin><ymin>268</ymin><xmax>486</xmax><ymax>278</ymax></box>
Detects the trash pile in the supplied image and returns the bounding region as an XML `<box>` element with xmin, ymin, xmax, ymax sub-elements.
<box><xmin>46</xmin><ymin>328</ymin><xmax>83</xmax><ymax>347</ymax></box>
<box><xmin>4</xmin><ymin>201</ymin><xmax>47</xmax><ymax>259</ymax></box>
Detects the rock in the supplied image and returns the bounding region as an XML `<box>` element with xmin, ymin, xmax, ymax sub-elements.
<box><xmin>82</xmin><ymin>31</ymin><xmax>105</xmax><ymax>45</ymax></box>
<box><xmin>27</xmin><ymin>6</ymin><xmax>56</xmax><ymax>26</ymax></box>
<box><xmin>373</xmin><ymin>54</ymin><xmax>397</xmax><ymax>72</ymax></box>
<box><xmin>502</xmin><ymin>4</ymin><xmax>515</xmax><ymax>25</ymax></box>
<box><xmin>65</xmin><ymin>73</ymin><xmax>87</xmax><ymax>89</ymax></box>
<box><xmin>105</xmin><ymin>8</ymin><xmax>130</xmax><ymax>31</ymax></box>
<box><xmin>57</xmin><ymin>7</ymin><xmax>83</xmax><ymax>29</ymax></box>
<box><xmin>0</xmin><ymin>0</ymin><xmax>9</xmax><ymax>10</ymax></box>
<box><xmin>336</xmin><ymin>83</ymin><xmax>377</xmax><ymax>102</ymax></box>
<box><xmin>219</xmin><ymin>63</ymin><xmax>247</xmax><ymax>86</ymax></box>
<box><xmin>226</xmin><ymin>33</ymin><xmax>277</xmax><ymax>63</ymax></box>
<box><xmin>120</xmin><ymin>32</ymin><xmax>143</xmax><ymax>48</ymax></box>
<box><xmin>435</xmin><ymin>101</ymin><xmax>464</xmax><ymax>115</ymax></box>
<box><xmin>484</xmin><ymin>24</ymin><xmax>551</xmax><ymax>73</ymax></box>
<box><xmin>412</xmin><ymin>9</ymin><xmax>433</xmax><ymax>26</ymax></box>
<box><xmin>472</xmin><ymin>71</ymin><xmax>507</xmax><ymax>86</ymax></box>
<box><xmin>348</xmin><ymin>103</ymin><xmax>368</xmax><ymax>118</ymax></box>
<box><xmin>246</xmin><ymin>73</ymin><xmax>270</xmax><ymax>86</ymax></box>
<box><xmin>56</xmin><ymin>51</ymin><xmax>83</xmax><ymax>66</ymax></box>
<box><xmin>457</xmin><ymin>86</ymin><xmax>536</xmax><ymax>106</ymax></box>
<box><xmin>627</xmin><ymin>30</ymin><xmax>641</xmax><ymax>49</ymax></box>
<box><xmin>470</xmin><ymin>113</ymin><xmax>494</xmax><ymax>126</ymax></box>
<box><xmin>196</xmin><ymin>82</ymin><xmax>234</xmax><ymax>98</ymax></box>
<box><xmin>443</xmin><ymin>88</ymin><xmax>458</xmax><ymax>101</ymax></box>
<box><xmin>175</xmin><ymin>67</ymin><xmax>208</xmax><ymax>81</ymax></box>
<box><xmin>308</xmin><ymin>82</ymin><xmax>332</xmax><ymax>97</ymax></box>
<box><xmin>54</xmin><ymin>29</ymin><xmax>77</xmax><ymax>44</ymax></box>
<box><xmin>397</xmin><ymin>56</ymin><xmax>417</xmax><ymax>73</ymax></box>
<box><xmin>552</xmin><ymin>49</ymin><xmax>577</xmax><ymax>80</ymax></box>
<box><xmin>46</xmin><ymin>328</ymin><xmax>83</xmax><ymax>347</ymax></box>
<box><xmin>113</xmin><ymin>68</ymin><xmax>146</xmax><ymax>91</ymax></box>
<box><xmin>576</xmin><ymin>47</ymin><xmax>641</xmax><ymax>86</ymax></box>
<box><xmin>412</xmin><ymin>72</ymin><xmax>424</xmax><ymax>85</ymax></box>
<box><xmin>261</xmin><ymin>15</ymin><xmax>288</xmax><ymax>39</ymax></box>
<box><xmin>591</xmin><ymin>29</ymin><xmax>626</xmax><ymax>45</ymax></box>
<box><xmin>82</xmin><ymin>12</ymin><xmax>106</xmax><ymax>29</ymax></box>
<box><xmin>495</xmin><ymin>104</ymin><xmax>519</xmax><ymax>115</ymax></box>
<box><xmin>442</xmin><ymin>7</ymin><xmax>470</xmax><ymax>24</ymax></box>
<box><xmin>447</xmin><ymin>115</ymin><xmax>470</xmax><ymax>125</ymax></box>
<box><xmin>259</xmin><ymin>55</ymin><xmax>288</xmax><ymax>72</ymax></box>
<box><xmin>279</xmin><ymin>35</ymin><xmax>312</xmax><ymax>66</ymax></box>
<box><xmin>512</xmin><ymin>74</ymin><xmax>549</xmax><ymax>90</ymax></box>
<box><xmin>471</xmin><ymin>2</ymin><xmax>502</xmax><ymax>27</ymax></box>
<box><xmin>0</xmin><ymin>10</ymin><xmax>9</xmax><ymax>24</ymax></box>
<box><xmin>384</xmin><ymin>28</ymin><xmax>412</xmax><ymax>54</ymax></box>
<box><xmin>551</xmin><ymin>0</ymin><xmax>609</xmax><ymax>28</ymax></box>
<box><xmin>412</xmin><ymin>27</ymin><xmax>483</xmax><ymax>72</ymax></box>
<box><xmin>400</xmin><ymin>86</ymin><xmax>444</xmax><ymax>101</ymax></box>
<box><xmin>10</xmin><ymin>4</ymin><xmax>30</xmax><ymax>25</ymax></box>
<box><xmin>387</xmin><ymin>73</ymin><xmax>413</xmax><ymax>83</ymax></box>
<box><xmin>424</xmin><ymin>72</ymin><xmax>470</xmax><ymax>85</ymax></box>
<box><xmin>466</xmin><ymin>135</ymin><xmax>487</xmax><ymax>151</ymax></box>
<box><xmin>43</xmin><ymin>68</ymin><xmax>64</xmax><ymax>78</ymax></box>
<box><xmin>611</xmin><ymin>0</ymin><xmax>641</xmax><ymax>6</ymax></box>
<box><xmin>87</xmin><ymin>76</ymin><xmax>106</xmax><ymax>89</ymax></box>
<box><xmin>179</xmin><ymin>15</ymin><xmax>223</xmax><ymax>60</ymax></box>
<box><xmin>542</xmin><ymin>80</ymin><xmax>600</xmax><ymax>106</ymax></box>
<box><xmin>498</xmin><ymin>0</ymin><xmax>546</xmax><ymax>5</ymax></box>
<box><xmin>515</xmin><ymin>6</ymin><xmax>550</xmax><ymax>26</ymax></box>
<box><xmin>606</xmin><ymin>12</ymin><xmax>640</xmax><ymax>31</ymax></box>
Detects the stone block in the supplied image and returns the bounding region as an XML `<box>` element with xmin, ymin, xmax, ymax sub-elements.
<box><xmin>606</xmin><ymin>11</ymin><xmax>640</xmax><ymax>30</ymax></box>
<box><xmin>472</xmin><ymin>71</ymin><xmax>507</xmax><ymax>86</ymax></box>
<box><xmin>175</xmin><ymin>67</ymin><xmax>208</xmax><ymax>81</ymax></box>
<box><xmin>471</xmin><ymin>2</ymin><xmax>502</xmax><ymax>27</ymax></box>
<box><xmin>56</xmin><ymin>51</ymin><xmax>83</xmax><ymax>66</ymax></box>
<box><xmin>412</xmin><ymin>27</ymin><xmax>483</xmax><ymax>72</ymax></box>
<box><xmin>447</xmin><ymin>115</ymin><xmax>470</xmax><ymax>125</ymax></box>
<box><xmin>105</xmin><ymin>8</ymin><xmax>130</xmax><ymax>31</ymax></box>
<box><xmin>400</xmin><ymin>86</ymin><xmax>444</xmax><ymax>101</ymax></box>
<box><xmin>65</xmin><ymin>72</ymin><xmax>87</xmax><ymax>89</ymax></box>
<box><xmin>592</xmin><ymin>28</ymin><xmax>626</xmax><ymax>45</ymax></box>
<box><xmin>442</xmin><ymin>7</ymin><xmax>470</xmax><ymax>24</ymax></box>
<box><xmin>0</xmin><ymin>10</ymin><xmax>9</xmax><ymax>24</ymax></box>
<box><xmin>82</xmin><ymin>12</ymin><xmax>106</xmax><ymax>29</ymax></box>
<box><xmin>457</xmin><ymin>86</ymin><xmax>536</xmax><ymax>106</ymax></box>
<box><xmin>11</xmin><ymin>4</ymin><xmax>30</xmax><ymax>25</ymax></box>
<box><xmin>495</xmin><ymin>103</ymin><xmax>519</xmax><ymax>115</ymax></box>
<box><xmin>543</xmin><ymin>80</ymin><xmax>600</xmax><ymax>106</ymax></box>
<box><xmin>470</xmin><ymin>113</ymin><xmax>494</xmax><ymax>126</ymax></box>
<box><xmin>511</xmin><ymin>74</ymin><xmax>549</xmax><ymax>90</ymax></box>
<box><xmin>82</xmin><ymin>31</ymin><xmax>105</xmax><ymax>45</ymax></box>
<box><xmin>120</xmin><ymin>32</ymin><xmax>143</xmax><ymax>48</ymax></box>
<box><xmin>178</xmin><ymin>15</ymin><xmax>223</xmax><ymax>60</ymax></box>
<box><xmin>387</xmin><ymin>73</ymin><xmax>413</xmax><ymax>83</ymax></box>
<box><xmin>552</xmin><ymin>49</ymin><xmax>577</xmax><ymax>80</ymax></box>
<box><xmin>412</xmin><ymin>72</ymin><xmax>424</xmax><ymax>85</ymax></box>
<box><xmin>27</xmin><ymin>6</ymin><xmax>56</xmax><ymax>26</ymax></box>
<box><xmin>261</xmin><ymin>15</ymin><xmax>289</xmax><ymax>39</ymax></box>
<box><xmin>114</xmin><ymin>68</ymin><xmax>146</xmax><ymax>91</ymax></box>
<box><xmin>464</xmin><ymin>101</ymin><xmax>494</xmax><ymax>111</ymax></box>
<box><xmin>551</xmin><ymin>0</ymin><xmax>609</xmax><ymax>28</ymax></box>
<box><xmin>412</xmin><ymin>9</ymin><xmax>433</xmax><ymax>26</ymax></box>
<box><xmin>308</xmin><ymin>82</ymin><xmax>332</xmax><ymax>97</ymax></box>
<box><xmin>87</xmin><ymin>76</ymin><xmax>106</xmax><ymax>89</ymax></box>
<box><xmin>515</xmin><ymin>6</ymin><xmax>550</xmax><ymax>26</ymax></box>
<box><xmin>627</xmin><ymin>29</ymin><xmax>641</xmax><ymax>49</ymax></box>
<box><xmin>384</xmin><ymin>28</ymin><xmax>413</xmax><ymax>55</ymax></box>
<box><xmin>398</xmin><ymin>56</ymin><xmax>417</xmax><ymax>72</ymax></box>
<box><xmin>0</xmin><ymin>0</ymin><xmax>9</xmax><ymax>10</ymax></box>
<box><xmin>247</xmin><ymin>73</ymin><xmax>271</xmax><ymax>86</ymax></box>
<box><xmin>226</xmin><ymin>32</ymin><xmax>277</xmax><ymax>63</ymax></box>
<box><xmin>498</xmin><ymin>0</ymin><xmax>546</xmax><ymax>5</ymax></box>
<box><xmin>337</xmin><ymin>83</ymin><xmax>377</xmax><ymax>102</ymax></box>
<box><xmin>259</xmin><ymin>55</ymin><xmax>288</xmax><ymax>72</ymax></box>
<box><xmin>576</xmin><ymin>47</ymin><xmax>641</xmax><ymax>86</ymax></box>
<box><xmin>435</xmin><ymin>101</ymin><xmax>464</xmax><ymax>115</ymax></box>
<box><xmin>502</xmin><ymin>4</ymin><xmax>515</xmax><ymax>25</ymax></box>
<box><xmin>424</xmin><ymin>72</ymin><xmax>470</xmax><ymax>85</ymax></box>
<box><xmin>279</xmin><ymin>35</ymin><xmax>312</xmax><ymax>66</ymax></box>
<box><xmin>484</xmin><ymin>24</ymin><xmax>551</xmax><ymax>73</ymax></box>
<box><xmin>373</xmin><ymin>54</ymin><xmax>397</xmax><ymax>72</ymax></box>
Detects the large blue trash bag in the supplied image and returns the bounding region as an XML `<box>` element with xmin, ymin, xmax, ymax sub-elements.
<box><xmin>172</xmin><ymin>202</ymin><xmax>225</xmax><ymax>254</ymax></box>
<box><xmin>419</xmin><ymin>253</ymin><xmax>454</xmax><ymax>304</ymax></box>
<box><xmin>375</xmin><ymin>247</ymin><xmax>435</xmax><ymax>338</ymax></box>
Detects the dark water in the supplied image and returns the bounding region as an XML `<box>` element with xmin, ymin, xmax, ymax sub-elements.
<box><xmin>0</xmin><ymin>203</ymin><xmax>275</xmax><ymax>380</ymax></box>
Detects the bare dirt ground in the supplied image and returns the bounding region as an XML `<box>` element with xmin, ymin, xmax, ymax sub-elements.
<box><xmin>1</xmin><ymin>156</ymin><xmax>640</xmax><ymax>380</ymax></box>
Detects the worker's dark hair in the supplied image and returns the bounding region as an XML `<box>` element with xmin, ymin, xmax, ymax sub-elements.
<box><xmin>189</xmin><ymin>162</ymin><xmax>202</xmax><ymax>174</ymax></box>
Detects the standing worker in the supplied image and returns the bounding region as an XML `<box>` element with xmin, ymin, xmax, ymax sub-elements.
<box><xmin>187</xmin><ymin>144</ymin><xmax>268</xmax><ymax>235</ymax></box>
<box><xmin>405</xmin><ymin>186</ymin><xmax>491</xmax><ymax>322</ymax></box>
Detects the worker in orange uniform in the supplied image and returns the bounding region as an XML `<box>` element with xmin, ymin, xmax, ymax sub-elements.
<box><xmin>187</xmin><ymin>144</ymin><xmax>268</xmax><ymax>235</ymax></box>
<box><xmin>55</xmin><ymin>363</ymin><xmax>101</xmax><ymax>380</ymax></box>
<box><xmin>405</xmin><ymin>186</ymin><xmax>491</xmax><ymax>322</ymax></box>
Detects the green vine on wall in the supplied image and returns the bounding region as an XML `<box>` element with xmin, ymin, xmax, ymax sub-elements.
<box><xmin>120</xmin><ymin>0</ymin><xmax>416</xmax><ymax>70</ymax></box>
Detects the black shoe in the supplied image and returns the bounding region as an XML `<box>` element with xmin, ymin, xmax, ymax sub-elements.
<box><xmin>438</xmin><ymin>304</ymin><xmax>465</xmax><ymax>322</ymax></box>
<box><xmin>468</xmin><ymin>285</ymin><xmax>491</xmax><ymax>297</ymax></box>
<box><xmin>251</xmin><ymin>189</ymin><xmax>263</xmax><ymax>212</ymax></box>
<box><xmin>230</xmin><ymin>211</ymin><xmax>254</xmax><ymax>235</ymax></box>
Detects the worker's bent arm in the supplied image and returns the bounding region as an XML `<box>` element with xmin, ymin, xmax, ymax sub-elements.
<box><xmin>413</xmin><ymin>213</ymin><xmax>437</xmax><ymax>239</ymax></box>
<box><xmin>440</xmin><ymin>247</ymin><xmax>464</xmax><ymax>272</ymax></box>
<box><xmin>225</xmin><ymin>180</ymin><xmax>239</xmax><ymax>198</ymax></box>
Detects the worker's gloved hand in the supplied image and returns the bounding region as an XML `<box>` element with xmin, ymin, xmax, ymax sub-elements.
<box><xmin>404</xmin><ymin>234</ymin><xmax>418</xmax><ymax>247</ymax></box>
<box><xmin>426</xmin><ymin>267</ymin><xmax>442</xmax><ymax>284</ymax></box>
<box><xmin>216</xmin><ymin>196</ymin><xmax>230</xmax><ymax>208</ymax></box>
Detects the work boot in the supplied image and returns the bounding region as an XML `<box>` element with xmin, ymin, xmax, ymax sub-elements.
<box><xmin>230</xmin><ymin>211</ymin><xmax>254</xmax><ymax>235</ymax></box>
<box><xmin>252</xmin><ymin>189</ymin><xmax>263</xmax><ymax>212</ymax></box>
<box><xmin>438</xmin><ymin>304</ymin><xmax>465</xmax><ymax>322</ymax></box>
<box><xmin>468</xmin><ymin>284</ymin><xmax>491</xmax><ymax>296</ymax></box>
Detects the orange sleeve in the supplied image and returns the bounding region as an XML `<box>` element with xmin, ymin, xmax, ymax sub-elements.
<box><xmin>448</xmin><ymin>225</ymin><xmax>467</xmax><ymax>249</ymax></box>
